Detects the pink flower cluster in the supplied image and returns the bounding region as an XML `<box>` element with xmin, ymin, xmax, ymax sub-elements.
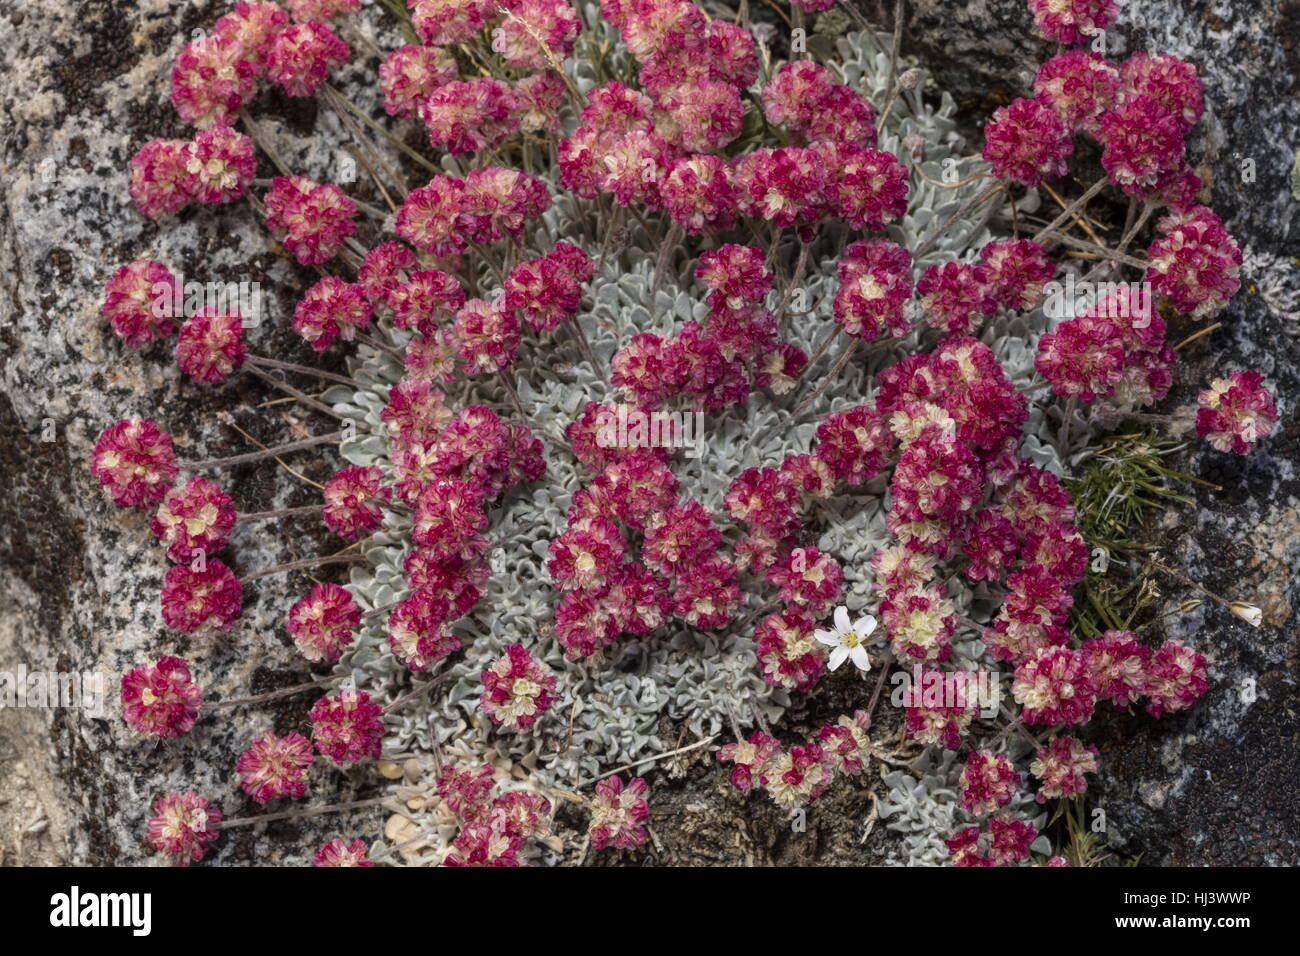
<box><xmin>587</xmin><ymin>775</ymin><xmax>650</xmax><ymax>850</ymax></box>
<box><xmin>1030</xmin><ymin>735</ymin><xmax>1099</xmax><ymax>802</ymax></box>
<box><xmin>235</xmin><ymin>730</ymin><xmax>314</xmax><ymax>803</ymax></box>
<box><xmin>1196</xmin><ymin>371</ymin><xmax>1278</xmax><ymax>454</ymax></box>
<box><xmin>1145</xmin><ymin>206</ymin><xmax>1242</xmax><ymax>320</ymax></box>
<box><xmin>310</xmin><ymin>690</ymin><xmax>384</xmax><ymax>766</ymax></box>
<box><xmin>288</xmin><ymin>582</ymin><xmax>362</xmax><ymax>663</ymax></box>
<box><xmin>314</xmin><ymin>837</ymin><xmax>372</xmax><ymax>866</ymax></box>
<box><xmin>147</xmin><ymin>791</ymin><xmax>223</xmax><ymax>866</ymax></box>
<box><xmin>611</xmin><ymin>244</ymin><xmax>802</xmax><ymax>411</ymax></box>
<box><xmin>480</xmin><ymin>644</ymin><xmax>558</xmax><ymax>731</ymax></box>
<box><xmin>265</xmin><ymin>176</ymin><xmax>359</xmax><ymax>265</ymax></box>
<box><xmin>397</xmin><ymin>168</ymin><xmax>550</xmax><ymax>258</ymax></box>
<box><xmin>959</xmin><ymin>750</ymin><xmax>1021</xmax><ymax>816</ymax></box>
<box><xmin>1036</xmin><ymin>285</ymin><xmax>1174</xmax><ymax>405</ymax></box>
<box><xmin>90</xmin><ymin>418</ymin><xmax>178</xmax><ymax>509</ymax></box>
<box><xmin>150</xmin><ymin>476</ymin><xmax>235</xmax><ymax>563</ymax></box>
<box><xmin>121</xmin><ymin>656</ymin><xmax>204</xmax><ymax>738</ymax></box>
<box><xmin>947</xmin><ymin>815</ymin><xmax>1038</xmax><ymax>867</ymax></box>
<box><xmin>717</xmin><ymin>714</ymin><xmax>871</xmax><ymax>809</ymax></box>
<box><xmin>438</xmin><ymin>764</ymin><xmax>553</xmax><ymax>866</ymax></box>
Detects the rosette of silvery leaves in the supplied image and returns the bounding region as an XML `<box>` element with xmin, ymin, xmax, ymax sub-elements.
<box><xmin>319</xmin><ymin>16</ymin><xmax>1071</xmax><ymax>865</ymax></box>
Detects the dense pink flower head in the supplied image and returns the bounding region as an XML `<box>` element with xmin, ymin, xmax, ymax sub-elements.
<box><xmin>459</xmin><ymin>166</ymin><xmax>551</xmax><ymax>242</ymax></box>
<box><xmin>177</xmin><ymin>308</ymin><xmax>246</xmax><ymax>383</ymax></box>
<box><xmin>814</xmin><ymin>405</ymin><xmax>893</xmax><ymax>486</ymax></box>
<box><xmin>1034</xmin><ymin>50</ymin><xmax>1120</xmax><ymax>133</ymax></box>
<box><xmin>731</xmin><ymin>147</ymin><xmax>826</xmax><ymax>229</ymax></box>
<box><xmin>815</xmin><ymin>142</ymin><xmax>908</xmax><ymax>231</ymax></box>
<box><xmin>121</xmin><ymin>656</ymin><xmax>203</xmax><ymax>738</ymax></box>
<box><xmin>834</xmin><ymin>239</ymin><xmax>913</xmax><ymax>340</ymax></box>
<box><xmin>389</xmin><ymin>269</ymin><xmax>466</xmax><ymax>333</ymax></box>
<box><xmin>323</xmin><ymin>465</ymin><xmax>391</xmax><ymax>539</ymax></box>
<box><xmin>380</xmin><ymin>44</ymin><xmax>458</xmax><ymax>119</ymax></box>
<box><xmin>755</xmin><ymin>609</ymin><xmax>826</xmax><ymax>693</ymax></box>
<box><xmin>1013</xmin><ymin>647</ymin><xmax>1097</xmax><ymax>726</ymax></box>
<box><xmin>102</xmin><ymin>260</ymin><xmax>178</xmax><ymax>347</ymax></box>
<box><xmin>288</xmin><ymin>582</ymin><xmax>361</xmax><ymax>663</ymax></box>
<box><xmin>656</xmin><ymin>80</ymin><xmax>744</xmax><ymax>153</ymax></box>
<box><xmin>310</xmin><ymin>690</ymin><xmax>384</xmax><ymax>766</ymax></box>
<box><xmin>170</xmin><ymin>33</ymin><xmax>257</xmax><ymax>128</ymax></box>
<box><xmin>980</xmin><ymin>239</ymin><xmax>1054</xmax><ymax>311</ymax></box>
<box><xmin>387</xmin><ymin>587</ymin><xmax>461</xmax><ymax>670</ymax></box>
<box><xmin>767</xmin><ymin>547</ymin><xmax>843</xmax><ymax>615</ymax></box>
<box><xmin>383</xmin><ymin>379</ymin><xmax>452</xmax><ymax>451</ymax></box>
<box><xmin>293</xmin><ymin>276</ymin><xmax>372</xmax><ymax>351</ymax></box>
<box><xmin>150</xmin><ymin>475</ymin><xmax>235</xmax><ymax>562</ymax></box>
<box><xmin>982</xmin><ymin>98</ymin><xmax>1073</xmax><ymax>186</ymax></box>
<box><xmin>410</xmin><ymin>0</ymin><xmax>495</xmax><ymax>46</ymax></box>
<box><xmin>514</xmin><ymin>71</ymin><xmax>566</xmax><ymax>134</ymax></box>
<box><xmin>412</xmin><ymin>476</ymin><xmax>487</xmax><ymax>559</ymax></box>
<box><xmin>185</xmin><ymin>125</ymin><xmax>256</xmax><ymax>204</ymax></box>
<box><xmin>358</xmin><ymin>240</ymin><xmax>418</xmax><ymax>305</ymax></box>
<box><xmin>453</xmin><ymin>298</ymin><xmax>521</xmax><ymax>375</ymax></box>
<box><xmin>147</xmin><ymin>791</ymin><xmax>222</xmax><ymax>866</ymax></box>
<box><xmin>673</xmin><ymin>556</ymin><xmax>742</xmax><ymax>630</ymax></box>
<box><xmin>90</xmin><ymin>418</ymin><xmax>177</xmax><ymax>509</ymax></box>
<box><xmin>960</xmin><ymin>750</ymin><xmax>1021</xmax><ymax>816</ymax></box>
<box><xmin>1119</xmin><ymin>52</ymin><xmax>1204</xmax><ymax>134</ymax></box>
<box><xmin>404</xmin><ymin>327</ymin><xmax>460</xmax><ymax>386</ymax></box>
<box><xmin>214</xmin><ymin>2</ymin><xmax>291</xmax><ymax>67</ymax></box>
<box><xmin>504</xmin><ymin>251</ymin><xmax>584</xmax><ymax>332</ymax></box>
<box><xmin>236</xmin><ymin>730</ymin><xmax>314</xmax><ymax>803</ymax></box>
<box><xmin>1146</xmin><ymin>206</ymin><xmax>1242</xmax><ymax>320</ymax></box>
<box><xmin>917</xmin><ymin>261</ymin><xmax>996</xmax><ymax>335</ymax></box>
<box><xmin>661</xmin><ymin>154</ymin><xmax>737</xmax><ymax>235</ymax></box>
<box><xmin>1081</xmin><ymin>629</ymin><xmax>1150</xmax><ymax>708</ymax></box>
<box><xmin>642</xmin><ymin>500</ymin><xmax>721</xmax><ymax>577</ymax></box>
<box><xmin>420</xmin><ymin>78</ymin><xmax>521</xmax><ymax>156</ymax></box>
<box><xmin>129</xmin><ymin>139</ymin><xmax>193</xmax><ymax>219</ymax></box>
<box><xmin>620</xmin><ymin>0</ymin><xmax>703</xmax><ymax>62</ymax></box>
<box><xmin>314</xmin><ymin>838</ymin><xmax>372</xmax><ymax>866</ymax></box>
<box><xmin>161</xmin><ymin>558</ymin><xmax>243</xmax><ymax>633</ymax></box>
<box><xmin>1143</xmin><ymin>639</ymin><xmax>1208</xmax><ymax>717</ymax></box>
<box><xmin>717</xmin><ymin>730</ymin><xmax>782</xmax><ymax>791</ymax></box>
<box><xmin>1026</xmin><ymin>0</ymin><xmax>1117</xmax><ymax>44</ymax></box>
<box><xmin>396</xmin><ymin>176</ymin><xmax>467</xmax><ymax>257</ymax></box>
<box><xmin>588</xmin><ymin>775</ymin><xmax>649</xmax><ymax>850</ymax></box>
<box><xmin>1035</xmin><ymin>313</ymin><xmax>1125</xmax><ymax>403</ymax></box>
<box><xmin>480</xmin><ymin>643</ymin><xmax>558</xmax><ymax>732</ymax></box>
<box><xmin>1196</xmin><ymin>371</ymin><xmax>1277</xmax><ymax>454</ymax></box>
<box><xmin>784</xmin><ymin>62</ymin><xmax>872</xmax><ymax>133</ymax></box>
<box><xmin>493</xmin><ymin>0</ymin><xmax>582</xmax><ymax>71</ymax></box>
<box><xmin>264</xmin><ymin>176</ymin><xmax>358</xmax><ymax>265</ymax></box>
<box><xmin>1031</xmin><ymin>735</ymin><xmax>1099</xmax><ymax>802</ymax></box>
<box><xmin>1098</xmin><ymin>95</ymin><xmax>1186</xmax><ymax>195</ymax></box>
<box><xmin>266</xmin><ymin>21</ymin><xmax>349</xmax><ymax>97</ymax></box>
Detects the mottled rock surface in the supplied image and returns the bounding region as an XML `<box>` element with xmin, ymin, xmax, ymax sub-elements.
<box><xmin>1</xmin><ymin>0</ymin><xmax>1296</xmax><ymax>865</ymax></box>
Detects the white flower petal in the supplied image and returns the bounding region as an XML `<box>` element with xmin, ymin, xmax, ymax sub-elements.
<box><xmin>828</xmin><ymin>646</ymin><xmax>849</xmax><ymax>671</ymax></box>
<box><xmin>855</xmin><ymin>615</ymin><xmax>878</xmax><ymax>639</ymax></box>
<box><xmin>850</xmin><ymin>644</ymin><xmax>872</xmax><ymax>673</ymax></box>
<box><xmin>814</xmin><ymin>629</ymin><xmax>838</xmax><ymax>648</ymax></box>
<box><xmin>834</xmin><ymin>606</ymin><xmax>851</xmax><ymax>632</ymax></box>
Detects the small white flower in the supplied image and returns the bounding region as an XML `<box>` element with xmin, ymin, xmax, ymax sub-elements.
<box><xmin>814</xmin><ymin>606</ymin><xmax>877</xmax><ymax>673</ymax></box>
